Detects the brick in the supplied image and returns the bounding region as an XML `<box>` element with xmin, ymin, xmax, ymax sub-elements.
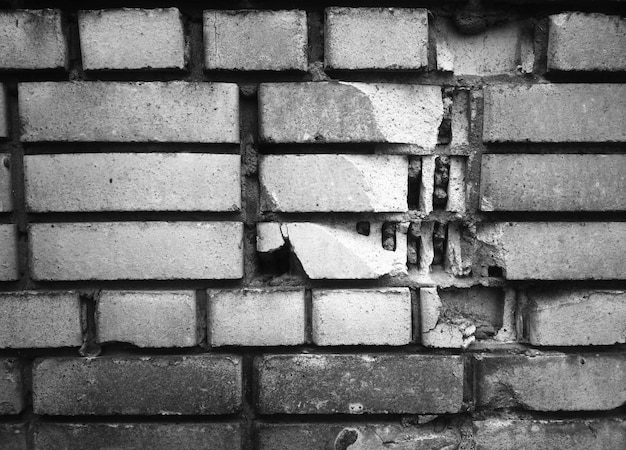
<box><xmin>257</xmin><ymin>423</ymin><xmax>462</xmax><ymax>450</ymax></box>
<box><xmin>483</xmin><ymin>84</ymin><xmax>626</xmax><ymax>142</ymax></box>
<box><xmin>257</xmin><ymin>222</ymin><xmax>407</xmax><ymax>279</ymax></box>
<box><xmin>312</xmin><ymin>288</ymin><xmax>412</xmax><ymax>346</ymax></box>
<box><xmin>1</xmin><ymin>153</ymin><xmax>11</xmax><ymax>212</ymax></box>
<box><xmin>259</xmin><ymin>82</ymin><xmax>443</xmax><ymax>148</ymax></box>
<box><xmin>25</xmin><ymin>153</ymin><xmax>241</xmax><ymax>212</ymax></box>
<box><xmin>475</xmin><ymin>353</ymin><xmax>626</xmax><ymax>411</ymax></box>
<box><xmin>204</xmin><ymin>10</ymin><xmax>307</xmax><ymax>71</ymax></box>
<box><xmin>256</xmin><ymin>354</ymin><xmax>464</xmax><ymax>414</ymax></box>
<box><xmin>33</xmin><ymin>355</ymin><xmax>242</xmax><ymax>415</ymax></box>
<box><xmin>260</xmin><ymin>154</ymin><xmax>408</xmax><ymax>212</ymax></box>
<box><xmin>208</xmin><ymin>288</ymin><xmax>305</xmax><ymax>347</ymax></box>
<box><xmin>474</xmin><ymin>419</ymin><xmax>626</xmax><ymax>450</ymax></box>
<box><xmin>0</xmin><ymin>358</ymin><xmax>23</xmax><ymax>415</ymax></box>
<box><xmin>19</xmin><ymin>82</ymin><xmax>239</xmax><ymax>143</ymax></box>
<box><xmin>34</xmin><ymin>423</ymin><xmax>242</xmax><ymax>450</ymax></box>
<box><xmin>325</xmin><ymin>8</ymin><xmax>428</xmax><ymax>70</ymax></box>
<box><xmin>480</xmin><ymin>154</ymin><xmax>626</xmax><ymax>211</ymax></box>
<box><xmin>0</xmin><ymin>224</ymin><xmax>18</xmax><ymax>281</ymax></box>
<box><xmin>524</xmin><ymin>288</ymin><xmax>626</xmax><ymax>346</ymax></box>
<box><xmin>79</xmin><ymin>8</ymin><xmax>185</xmax><ymax>70</ymax></box>
<box><xmin>420</xmin><ymin>287</ymin><xmax>476</xmax><ymax>348</ymax></box>
<box><xmin>29</xmin><ymin>222</ymin><xmax>243</xmax><ymax>280</ymax></box>
<box><xmin>477</xmin><ymin>222</ymin><xmax>626</xmax><ymax>280</ymax></box>
<box><xmin>0</xmin><ymin>424</ymin><xmax>27</xmax><ymax>450</ymax></box>
<box><xmin>0</xmin><ymin>88</ymin><xmax>8</xmax><ymax>138</ymax></box>
<box><xmin>96</xmin><ymin>291</ymin><xmax>198</xmax><ymax>348</ymax></box>
<box><xmin>435</xmin><ymin>18</ymin><xmax>533</xmax><ymax>75</ymax></box>
<box><xmin>0</xmin><ymin>10</ymin><xmax>67</xmax><ymax>70</ymax></box>
<box><xmin>548</xmin><ymin>13</ymin><xmax>626</xmax><ymax>72</ymax></box>
<box><xmin>0</xmin><ymin>291</ymin><xmax>82</xmax><ymax>349</ymax></box>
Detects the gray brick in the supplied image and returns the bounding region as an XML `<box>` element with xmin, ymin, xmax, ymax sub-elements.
<box><xmin>0</xmin><ymin>88</ymin><xmax>8</xmax><ymax>138</ymax></box>
<box><xmin>0</xmin><ymin>358</ymin><xmax>23</xmax><ymax>415</ymax></box>
<box><xmin>0</xmin><ymin>423</ymin><xmax>27</xmax><ymax>450</ymax></box>
<box><xmin>0</xmin><ymin>153</ymin><xmax>11</xmax><ymax>212</ymax></box>
<box><xmin>0</xmin><ymin>224</ymin><xmax>18</xmax><ymax>281</ymax></box>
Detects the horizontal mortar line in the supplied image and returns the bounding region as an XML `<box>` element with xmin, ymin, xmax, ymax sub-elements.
<box><xmin>26</xmin><ymin>212</ymin><xmax>244</xmax><ymax>223</ymax></box>
<box><xmin>33</xmin><ymin>414</ymin><xmax>243</xmax><ymax>424</ymax></box>
<box><xmin>23</xmin><ymin>143</ymin><xmax>240</xmax><ymax>154</ymax></box>
<box><xmin>253</xmin><ymin>413</ymin><xmax>465</xmax><ymax>423</ymax></box>
<box><xmin>28</xmin><ymin>279</ymin><xmax>244</xmax><ymax>290</ymax></box>
<box><xmin>483</xmin><ymin>144</ymin><xmax>626</xmax><ymax>153</ymax></box>
<box><xmin>475</xmin><ymin>212</ymin><xmax>626</xmax><ymax>221</ymax></box>
<box><xmin>260</xmin><ymin>212</ymin><xmax>412</xmax><ymax>222</ymax></box>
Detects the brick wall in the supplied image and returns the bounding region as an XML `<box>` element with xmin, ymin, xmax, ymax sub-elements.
<box><xmin>0</xmin><ymin>1</ymin><xmax>624</xmax><ymax>449</ymax></box>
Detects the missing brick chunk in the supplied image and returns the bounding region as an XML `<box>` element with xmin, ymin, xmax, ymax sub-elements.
<box><xmin>433</xmin><ymin>156</ymin><xmax>450</xmax><ymax>209</ymax></box>
<box><xmin>437</xmin><ymin>89</ymin><xmax>454</xmax><ymax>144</ymax></box>
<box><xmin>356</xmin><ymin>221</ymin><xmax>370</xmax><ymax>236</ymax></box>
<box><xmin>408</xmin><ymin>157</ymin><xmax>422</xmax><ymax>210</ymax></box>
<box><xmin>382</xmin><ymin>222</ymin><xmax>396</xmax><ymax>251</ymax></box>
<box><xmin>432</xmin><ymin>222</ymin><xmax>447</xmax><ymax>265</ymax></box>
<box><xmin>488</xmin><ymin>266</ymin><xmax>504</xmax><ymax>278</ymax></box>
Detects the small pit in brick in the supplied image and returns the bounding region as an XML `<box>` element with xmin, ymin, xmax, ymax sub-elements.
<box><xmin>488</xmin><ymin>266</ymin><xmax>504</xmax><ymax>278</ymax></box>
<box><xmin>433</xmin><ymin>156</ymin><xmax>450</xmax><ymax>209</ymax></box>
<box><xmin>382</xmin><ymin>222</ymin><xmax>396</xmax><ymax>251</ymax></box>
<box><xmin>259</xmin><ymin>244</ymin><xmax>290</xmax><ymax>276</ymax></box>
<box><xmin>356</xmin><ymin>221</ymin><xmax>370</xmax><ymax>236</ymax></box>
<box><xmin>335</xmin><ymin>428</ymin><xmax>359</xmax><ymax>450</ymax></box>
<box><xmin>432</xmin><ymin>222</ymin><xmax>447</xmax><ymax>265</ymax></box>
<box><xmin>408</xmin><ymin>157</ymin><xmax>421</xmax><ymax>210</ymax></box>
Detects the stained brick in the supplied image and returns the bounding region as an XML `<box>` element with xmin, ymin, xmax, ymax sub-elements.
<box><xmin>0</xmin><ymin>358</ymin><xmax>23</xmax><ymax>415</ymax></box>
<box><xmin>204</xmin><ymin>10</ymin><xmax>307</xmax><ymax>71</ymax></box>
<box><xmin>33</xmin><ymin>355</ymin><xmax>242</xmax><ymax>415</ymax></box>
<box><xmin>29</xmin><ymin>222</ymin><xmax>244</xmax><ymax>280</ymax></box>
<box><xmin>256</xmin><ymin>354</ymin><xmax>464</xmax><ymax>414</ymax></box>
<box><xmin>0</xmin><ymin>423</ymin><xmax>27</xmax><ymax>450</ymax></box>
<box><xmin>0</xmin><ymin>224</ymin><xmax>18</xmax><ymax>281</ymax></box>
<box><xmin>0</xmin><ymin>153</ymin><xmax>11</xmax><ymax>212</ymax></box>
<box><xmin>0</xmin><ymin>291</ymin><xmax>82</xmax><ymax>349</ymax></box>
<box><xmin>25</xmin><ymin>153</ymin><xmax>241</xmax><ymax>212</ymax></box>
<box><xmin>79</xmin><ymin>8</ymin><xmax>185</xmax><ymax>70</ymax></box>
<box><xmin>19</xmin><ymin>82</ymin><xmax>239</xmax><ymax>143</ymax></box>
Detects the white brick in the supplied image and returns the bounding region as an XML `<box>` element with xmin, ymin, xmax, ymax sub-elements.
<box><xmin>260</xmin><ymin>154</ymin><xmax>407</xmax><ymax>212</ymax></box>
<box><xmin>29</xmin><ymin>222</ymin><xmax>243</xmax><ymax>280</ymax></box>
<box><xmin>312</xmin><ymin>288</ymin><xmax>412</xmax><ymax>346</ymax></box>
<box><xmin>256</xmin><ymin>222</ymin><xmax>286</xmax><ymax>253</ymax></box>
<box><xmin>0</xmin><ymin>224</ymin><xmax>17</xmax><ymax>281</ymax></box>
<box><xmin>0</xmin><ymin>88</ymin><xmax>8</xmax><ymax>138</ymax></box>
<box><xmin>208</xmin><ymin>289</ymin><xmax>305</xmax><ymax>346</ymax></box>
<box><xmin>259</xmin><ymin>82</ymin><xmax>443</xmax><ymax>148</ymax></box>
<box><xmin>420</xmin><ymin>288</ymin><xmax>475</xmax><ymax>348</ymax></box>
<box><xmin>204</xmin><ymin>10</ymin><xmax>307</xmax><ymax>71</ymax></box>
<box><xmin>25</xmin><ymin>154</ymin><xmax>241</xmax><ymax>212</ymax></box>
<box><xmin>0</xmin><ymin>153</ymin><xmax>11</xmax><ymax>212</ymax></box>
<box><xmin>96</xmin><ymin>291</ymin><xmax>198</xmax><ymax>348</ymax></box>
<box><xmin>325</xmin><ymin>8</ymin><xmax>428</xmax><ymax>70</ymax></box>
<box><xmin>0</xmin><ymin>10</ymin><xmax>67</xmax><ymax>70</ymax></box>
<box><xmin>19</xmin><ymin>82</ymin><xmax>239</xmax><ymax>143</ymax></box>
<box><xmin>79</xmin><ymin>8</ymin><xmax>185</xmax><ymax>70</ymax></box>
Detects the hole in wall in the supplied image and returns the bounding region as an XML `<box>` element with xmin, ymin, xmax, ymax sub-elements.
<box><xmin>356</xmin><ymin>221</ymin><xmax>370</xmax><ymax>236</ymax></box>
<box><xmin>381</xmin><ymin>222</ymin><xmax>396</xmax><ymax>251</ymax></box>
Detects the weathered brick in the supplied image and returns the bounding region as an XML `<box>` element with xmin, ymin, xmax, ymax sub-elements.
<box><xmin>548</xmin><ymin>13</ymin><xmax>626</xmax><ymax>72</ymax></box>
<box><xmin>259</xmin><ymin>154</ymin><xmax>408</xmax><ymax>212</ymax></box>
<box><xmin>435</xmin><ymin>18</ymin><xmax>533</xmax><ymax>75</ymax></box>
<box><xmin>483</xmin><ymin>84</ymin><xmax>626</xmax><ymax>142</ymax></box>
<box><xmin>312</xmin><ymin>288</ymin><xmax>412</xmax><ymax>346</ymax></box>
<box><xmin>25</xmin><ymin>153</ymin><xmax>241</xmax><ymax>212</ymax></box>
<box><xmin>0</xmin><ymin>153</ymin><xmax>11</xmax><ymax>212</ymax></box>
<box><xmin>0</xmin><ymin>224</ymin><xmax>18</xmax><ymax>281</ymax></box>
<box><xmin>96</xmin><ymin>291</ymin><xmax>198</xmax><ymax>348</ymax></box>
<box><xmin>256</xmin><ymin>354</ymin><xmax>464</xmax><ymax>414</ymax></box>
<box><xmin>257</xmin><ymin>222</ymin><xmax>407</xmax><ymax>279</ymax></box>
<box><xmin>0</xmin><ymin>10</ymin><xmax>67</xmax><ymax>70</ymax></box>
<box><xmin>204</xmin><ymin>10</ymin><xmax>307</xmax><ymax>71</ymax></box>
<box><xmin>34</xmin><ymin>423</ymin><xmax>243</xmax><ymax>450</ymax></box>
<box><xmin>208</xmin><ymin>288</ymin><xmax>305</xmax><ymax>347</ymax></box>
<box><xmin>29</xmin><ymin>222</ymin><xmax>243</xmax><ymax>280</ymax></box>
<box><xmin>33</xmin><ymin>355</ymin><xmax>242</xmax><ymax>415</ymax></box>
<box><xmin>475</xmin><ymin>353</ymin><xmax>626</xmax><ymax>411</ymax></box>
<box><xmin>0</xmin><ymin>423</ymin><xmax>27</xmax><ymax>450</ymax></box>
<box><xmin>0</xmin><ymin>88</ymin><xmax>8</xmax><ymax>138</ymax></box>
<box><xmin>259</xmin><ymin>82</ymin><xmax>443</xmax><ymax>148</ymax></box>
<box><xmin>0</xmin><ymin>358</ymin><xmax>23</xmax><ymax>415</ymax></box>
<box><xmin>19</xmin><ymin>82</ymin><xmax>239</xmax><ymax>143</ymax></box>
<box><xmin>421</xmin><ymin>287</ymin><xmax>477</xmax><ymax>348</ymax></box>
<box><xmin>325</xmin><ymin>7</ymin><xmax>428</xmax><ymax>70</ymax></box>
<box><xmin>480</xmin><ymin>154</ymin><xmax>626</xmax><ymax>211</ymax></box>
<box><xmin>524</xmin><ymin>288</ymin><xmax>626</xmax><ymax>346</ymax></box>
<box><xmin>257</xmin><ymin>423</ymin><xmax>462</xmax><ymax>450</ymax></box>
<box><xmin>0</xmin><ymin>291</ymin><xmax>82</xmax><ymax>349</ymax></box>
<box><xmin>79</xmin><ymin>8</ymin><xmax>185</xmax><ymax>70</ymax></box>
<box><xmin>474</xmin><ymin>419</ymin><xmax>626</xmax><ymax>450</ymax></box>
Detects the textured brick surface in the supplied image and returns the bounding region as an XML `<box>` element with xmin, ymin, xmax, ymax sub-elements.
<box><xmin>259</xmin><ymin>82</ymin><xmax>443</xmax><ymax>147</ymax></box>
<box><xmin>204</xmin><ymin>10</ymin><xmax>307</xmax><ymax>71</ymax></box>
<box><xmin>483</xmin><ymin>84</ymin><xmax>626</xmax><ymax>142</ymax></box>
<box><xmin>19</xmin><ymin>82</ymin><xmax>239</xmax><ymax>142</ymax></box>
<box><xmin>0</xmin><ymin>88</ymin><xmax>7</xmax><ymax>138</ymax></box>
<box><xmin>260</xmin><ymin>154</ymin><xmax>408</xmax><ymax>212</ymax></box>
<box><xmin>33</xmin><ymin>355</ymin><xmax>242</xmax><ymax>415</ymax></box>
<box><xmin>420</xmin><ymin>287</ymin><xmax>477</xmax><ymax>348</ymax></box>
<box><xmin>476</xmin><ymin>353</ymin><xmax>626</xmax><ymax>411</ymax></box>
<box><xmin>29</xmin><ymin>222</ymin><xmax>244</xmax><ymax>280</ymax></box>
<box><xmin>0</xmin><ymin>224</ymin><xmax>18</xmax><ymax>281</ymax></box>
<box><xmin>524</xmin><ymin>288</ymin><xmax>626</xmax><ymax>346</ymax></box>
<box><xmin>0</xmin><ymin>10</ymin><xmax>67</xmax><ymax>70</ymax></box>
<box><xmin>208</xmin><ymin>288</ymin><xmax>305</xmax><ymax>347</ymax></box>
<box><xmin>0</xmin><ymin>291</ymin><xmax>82</xmax><ymax>348</ymax></box>
<box><xmin>25</xmin><ymin>153</ymin><xmax>241</xmax><ymax>212</ymax></box>
<box><xmin>480</xmin><ymin>154</ymin><xmax>626</xmax><ymax>211</ymax></box>
<box><xmin>325</xmin><ymin>7</ymin><xmax>428</xmax><ymax>70</ymax></box>
<box><xmin>34</xmin><ymin>423</ymin><xmax>243</xmax><ymax>450</ymax></box>
<box><xmin>0</xmin><ymin>153</ymin><xmax>11</xmax><ymax>212</ymax></box>
<box><xmin>312</xmin><ymin>288</ymin><xmax>412</xmax><ymax>346</ymax></box>
<box><xmin>257</xmin><ymin>354</ymin><xmax>464</xmax><ymax>414</ymax></box>
<box><xmin>548</xmin><ymin>13</ymin><xmax>626</xmax><ymax>71</ymax></box>
<box><xmin>0</xmin><ymin>358</ymin><xmax>23</xmax><ymax>415</ymax></box>
<box><xmin>96</xmin><ymin>291</ymin><xmax>198</xmax><ymax>348</ymax></box>
<box><xmin>0</xmin><ymin>424</ymin><xmax>27</xmax><ymax>450</ymax></box>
